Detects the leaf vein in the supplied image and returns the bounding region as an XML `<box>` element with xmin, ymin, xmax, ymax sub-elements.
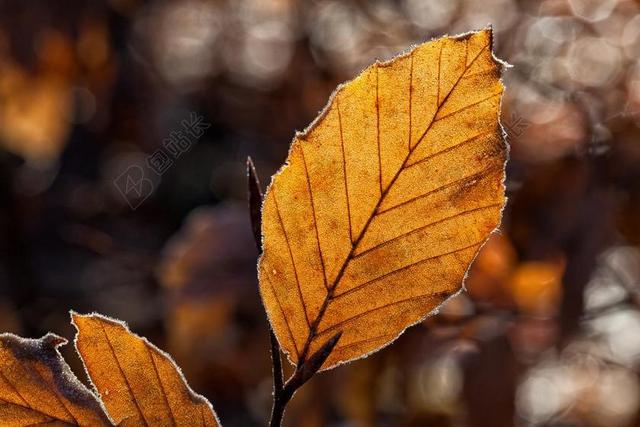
<box><xmin>0</xmin><ymin>354</ymin><xmax>78</xmax><ymax>425</ymax></box>
<box><xmin>300</xmin><ymin>146</ymin><xmax>328</xmax><ymax>291</ymax></box>
<box><xmin>265</xmin><ymin>274</ymin><xmax>300</xmax><ymax>357</ymax></box>
<box><xmin>408</xmin><ymin>50</ymin><xmax>413</xmax><ymax>151</ymax></box>
<box><xmin>333</xmin><ymin>333</ymin><xmax>395</xmax><ymax>352</ymax></box>
<box><xmin>436</xmin><ymin>42</ymin><xmax>443</xmax><ymax>106</ymax></box>
<box><xmin>99</xmin><ymin>322</ymin><xmax>150</xmax><ymax>427</ymax></box>
<box><xmin>274</xmin><ymin>191</ymin><xmax>311</xmax><ymax>329</ymax></box>
<box><xmin>29</xmin><ymin>365</ymin><xmax>79</xmax><ymax>425</ymax></box>
<box><xmin>22</xmin><ymin>419</ymin><xmax>70</xmax><ymax>427</ymax></box>
<box><xmin>318</xmin><ymin>290</ymin><xmax>452</xmax><ymax>337</ymax></box>
<box><xmin>433</xmin><ymin>91</ymin><xmax>502</xmax><ymax>123</ymax></box>
<box><xmin>333</xmin><ymin>240</ymin><xmax>483</xmax><ymax>300</ymax></box>
<box><xmin>336</xmin><ymin>98</ymin><xmax>353</xmax><ymax>244</ymax></box>
<box><xmin>146</xmin><ymin>346</ymin><xmax>177</xmax><ymax>427</ymax></box>
<box><xmin>405</xmin><ymin>130</ymin><xmax>494</xmax><ymax>169</ymax></box>
<box><xmin>0</xmin><ymin>366</ymin><xmax>31</xmax><ymax>409</ymax></box>
<box><xmin>0</xmin><ymin>398</ymin><xmax>71</xmax><ymax>425</ymax></box>
<box><xmin>354</xmin><ymin>203</ymin><xmax>502</xmax><ymax>258</ymax></box>
<box><xmin>409</xmin><ymin>41</ymin><xmax>489</xmax><ymax>159</ymax></box>
<box><xmin>376</xmin><ymin>63</ymin><xmax>382</xmax><ymax>195</ymax></box>
<box><xmin>377</xmin><ymin>164</ymin><xmax>502</xmax><ymax>216</ymax></box>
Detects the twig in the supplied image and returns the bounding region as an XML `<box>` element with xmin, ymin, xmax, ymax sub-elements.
<box><xmin>246</xmin><ymin>157</ymin><xmax>286</xmax><ymax>399</ymax></box>
<box><xmin>270</xmin><ymin>332</ymin><xmax>342</xmax><ymax>427</ymax></box>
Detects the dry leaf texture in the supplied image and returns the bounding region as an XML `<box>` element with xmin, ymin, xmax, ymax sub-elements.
<box><xmin>259</xmin><ymin>28</ymin><xmax>508</xmax><ymax>369</ymax></box>
<box><xmin>0</xmin><ymin>333</ymin><xmax>112</xmax><ymax>426</ymax></box>
<box><xmin>72</xmin><ymin>313</ymin><xmax>220</xmax><ymax>426</ymax></box>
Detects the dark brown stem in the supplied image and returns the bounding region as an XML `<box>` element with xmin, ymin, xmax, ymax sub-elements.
<box><xmin>269</xmin><ymin>380</ymin><xmax>292</xmax><ymax>427</ymax></box>
<box><xmin>247</xmin><ymin>157</ymin><xmax>285</xmax><ymax>418</ymax></box>
<box><xmin>269</xmin><ymin>329</ymin><xmax>284</xmax><ymax>394</ymax></box>
<box><xmin>270</xmin><ymin>331</ymin><xmax>342</xmax><ymax>427</ymax></box>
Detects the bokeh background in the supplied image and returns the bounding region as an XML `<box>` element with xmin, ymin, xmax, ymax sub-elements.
<box><xmin>1</xmin><ymin>0</ymin><xmax>640</xmax><ymax>426</ymax></box>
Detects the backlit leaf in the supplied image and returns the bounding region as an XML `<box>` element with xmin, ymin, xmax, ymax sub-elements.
<box><xmin>72</xmin><ymin>313</ymin><xmax>220</xmax><ymax>426</ymax></box>
<box><xmin>259</xmin><ymin>28</ymin><xmax>508</xmax><ymax>369</ymax></box>
<box><xmin>0</xmin><ymin>333</ymin><xmax>112</xmax><ymax>426</ymax></box>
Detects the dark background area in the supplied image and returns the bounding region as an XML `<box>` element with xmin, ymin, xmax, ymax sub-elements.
<box><xmin>1</xmin><ymin>0</ymin><xmax>640</xmax><ymax>426</ymax></box>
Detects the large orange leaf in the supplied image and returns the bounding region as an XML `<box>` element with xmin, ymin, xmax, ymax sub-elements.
<box><xmin>0</xmin><ymin>333</ymin><xmax>112</xmax><ymax>426</ymax></box>
<box><xmin>72</xmin><ymin>313</ymin><xmax>220</xmax><ymax>426</ymax></box>
<box><xmin>259</xmin><ymin>28</ymin><xmax>508</xmax><ymax>369</ymax></box>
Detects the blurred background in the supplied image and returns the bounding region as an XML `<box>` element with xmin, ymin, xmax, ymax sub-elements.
<box><xmin>0</xmin><ymin>0</ymin><xmax>639</xmax><ymax>425</ymax></box>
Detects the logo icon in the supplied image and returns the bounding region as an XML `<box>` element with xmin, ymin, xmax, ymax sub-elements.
<box><xmin>113</xmin><ymin>164</ymin><xmax>155</xmax><ymax>210</ymax></box>
<box><xmin>112</xmin><ymin>112</ymin><xmax>211</xmax><ymax>210</ymax></box>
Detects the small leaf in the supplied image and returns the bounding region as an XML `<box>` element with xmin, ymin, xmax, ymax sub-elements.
<box><xmin>259</xmin><ymin>28</ymin><xmax>508</xmax><ymax>369</ymax></box>
<box><xmin>0</xmin><ymin>333</ymin><xmax>112</xmax><ymax>426</ymax></box>
<box><xmin>72</xmin><ymin>313</ymin><xmax>220</xmax><ymax>426</ymax></box>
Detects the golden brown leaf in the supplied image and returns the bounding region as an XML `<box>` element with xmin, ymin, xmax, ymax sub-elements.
<box><xmin>259</xmin><ymin>28</ymin><xmax>507</xmax><ymax>369</ymax></box>
<box><xmin>0</xmin><ymin>333</ymin><xmax>112</xmax><ymax>426</ymax></box>
<box><xmin>72</xmin><ymin>313</ymin><xmax>220</xmax><ymax>426</ymax></box>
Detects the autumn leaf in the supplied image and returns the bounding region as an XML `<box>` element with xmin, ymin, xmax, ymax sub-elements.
<box><xmin>0</xmin><ymin>333</ymin><xmax>112</xmax><ymax>426</ymax></box>
<box><xmin>72</xmin><ymin>313</ymin><xmax>220</xmax><ymax>426</ymax></box>
<box><xmin>0</xmin><ymin>314</ymin><xmax>221</xmax><ymax>426</ymax></box>
<box><xmin>259</xmin><ymin>28</ymin><xmax>508</xmax><ymax>369</ymax></box>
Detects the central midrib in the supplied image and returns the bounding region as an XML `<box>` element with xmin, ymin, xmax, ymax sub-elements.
<box><xmin>296</xmin><ymin>143</ymin><xmax>421</xmax><ymax>364</ymax></box>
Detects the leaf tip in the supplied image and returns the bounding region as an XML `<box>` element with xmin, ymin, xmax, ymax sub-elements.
<box><xmin>70</xmin><ymin>312</ymin><xmax>131</xmax><ymax>336</ymax></box>
<box><xmin>42</xmin><ymin>332</ymin><xmax>67</xmax><ymax>348</ymax></box>
<box><xmin>69</xmin><ymin>311</ymin><xmax>92</xmax><ymax>330</ymax></box>
<box><xmin>69</xmin><ymin>309</ymin><xmax>80</xmax><ymax>321</ymax></box>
